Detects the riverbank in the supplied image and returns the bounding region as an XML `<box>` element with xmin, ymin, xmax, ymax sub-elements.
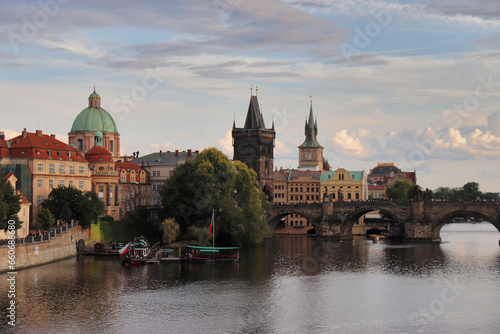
<box><xmin>0</xmin><ymin>225</ymin><xmax>90</xmax><ymax>273</ymax></box>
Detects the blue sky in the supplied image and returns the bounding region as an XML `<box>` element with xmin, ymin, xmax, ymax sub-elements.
<box><xmin>1</xmin><ymin>0</ymin><xmax>500</xmax><ymax>191</ymax></box>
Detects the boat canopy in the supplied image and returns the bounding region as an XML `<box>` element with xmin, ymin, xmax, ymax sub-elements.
<box><xmin>186</xmin><ymin>245</ymin><xmax>239</xmax><ymax>250</ymax></box>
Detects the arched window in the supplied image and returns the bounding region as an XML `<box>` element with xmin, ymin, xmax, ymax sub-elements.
<box><xmin>347</xmin><ymin>193</ymin><xmax>352</xmax><ymax>200</ymax></box>
<box><xmin>355</xmin><ymin>193</ymin><xmax>360</xmax><ymax>200</ymax></box>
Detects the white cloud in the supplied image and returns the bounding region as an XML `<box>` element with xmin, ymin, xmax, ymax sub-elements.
<box><xmin>275</xmin><ymin>139</ymin><xmax>290</xmax><ymax>156</ymax></box>
<box><xmin>218</xmin><ymin>130</ymin><xmax>233</xmax><ymax>157</ymax></box>
<box><xmin>331</xmin><ymin>128</ymin><xmax>371</xmax><ymax>158</ymax></box>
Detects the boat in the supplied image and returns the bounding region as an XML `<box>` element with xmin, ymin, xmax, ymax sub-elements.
<box><xmin>182</xmin><ymin>210</ymin><xmax>240</xmax><ymax>263</ymax></box>
<box><xmin>121</xmin><ymin>237</ymin><xmax>151</xmax><ymax>266</ymax></box>
<box><xmin>184</xmin><ymin>245</ymin><xmax>240</xmax><ymax>263</ymax></box>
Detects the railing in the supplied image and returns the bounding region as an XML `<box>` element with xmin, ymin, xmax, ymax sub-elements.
<box><xmin>0</xmin><ymin>221</ymin><xmax>78</xmax><ymax>246</ymax></box>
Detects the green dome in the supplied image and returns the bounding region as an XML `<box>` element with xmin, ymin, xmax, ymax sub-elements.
<box><xmin>70</xmin><ymin>107</ymin><xmax>118</xmax><ymax>134</ymax></box>
<box><xmin>89</xmin><ymin>91</ymin><xmax>100</xmax><ymax>99</ymax></box>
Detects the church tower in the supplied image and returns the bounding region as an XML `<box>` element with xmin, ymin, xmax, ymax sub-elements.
<box><xmin>232</xmin><ymin>89</ymin><xmax>275</xmax><ymax>200</ymax></box>
<box><xmin>298</xmin><ymin>100</ymin><xmax>324</xmax><ymax>171</ymax></box>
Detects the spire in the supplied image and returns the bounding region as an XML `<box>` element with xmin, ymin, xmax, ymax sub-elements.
<box><xmin>298</xmin><ymin>99</ymin><xmax>323</xmax><ymax>148</ymax></box>
<box><xmin>244</xmin><ymin>95</ymin><xmax>266</xmax><ymax>129</ymax></box>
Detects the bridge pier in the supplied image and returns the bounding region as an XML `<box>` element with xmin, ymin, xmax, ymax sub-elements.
<box><xmin>404</xmin><ymin>221</ymin><xmax>441</xmax><ymax>242</ymax></box>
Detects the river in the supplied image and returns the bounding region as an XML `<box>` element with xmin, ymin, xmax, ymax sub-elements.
<box><xmin>1</xmin><ymin>222</ymin><xmax>500</xmax><ymax>334</ymax></box>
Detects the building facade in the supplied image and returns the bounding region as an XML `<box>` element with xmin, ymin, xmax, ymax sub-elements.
<box><xmin>131</xmin><ymin>149</ymin><xmax>199</xmax><ymax>209</ymax></box>
<box><xmin>368</xmin><ymin>162</ymin><xmax>416</xmax><ymax>199</ymax></box>
<box><xmin>0</xmin><ymin>129</ymin><xmax>92</xmax><ymax>222</ymax></box>
<box><xmin>232</xmin><ymin>93</ymin><xmax>275</xmax><ymax>200</ymax></box>
<box><xmin>116</xmin><ymin>161</ymin><xmax>150</xmax><ymax>219</ymax></box>
<box><xmin>320</xmin><ymin>168</ymin><xmax>368</xmax><ymax>202</ymax></box>
<box><xmin>0</xmin><ymin>173</ymin><xmax>31</xmax><ymax>238</ymax></box>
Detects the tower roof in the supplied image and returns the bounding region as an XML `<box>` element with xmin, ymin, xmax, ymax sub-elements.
<box><xmin>244</xmin><ymin>95</ymin><xmax>266</xmax><ymax>130</ymax></box>
<box><xmin>298</xmin><ymin>102</ymin><xmax>323</xmax><ymax>148</ymax></box>
<box><xmin>70</xmin><ymin>90</ymin><xmax>118</xmax><ymax>134</ymax></box>
<box><xmin>85</xmin><ymin>145</ymin><xmax>113</xmax><ymax>162</ymax></box>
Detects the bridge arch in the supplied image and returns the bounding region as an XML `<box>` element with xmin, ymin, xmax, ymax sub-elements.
<box><xmin>341</xmin><ymin>206</ymin><xmax>404</xmax><ymax>238</ymax></box>
<box><xmin>431</xmin><ymin>209</ymin><xmax>500</xmax><ymax>240</ymax></box>
<box><xmin>266</xmin><ymin>204</ymin><xmax>323</xmax><ymax>234</ymax></box>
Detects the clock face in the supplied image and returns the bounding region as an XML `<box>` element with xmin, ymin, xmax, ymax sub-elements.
<box><xmin>305</xmin><ymin>153</ymin><xmax>312</xmax><ymax>160</ymax></box>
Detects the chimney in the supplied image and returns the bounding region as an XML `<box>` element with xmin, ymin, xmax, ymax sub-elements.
<box><xmin>36</xmin><ymin>130</ymin><xmax>42</xmax><ymax>136</ymax></box>
<box><xmin>0</xmin><ymin>131</ymin><xmax>4</xmax><ymax>140</ymax></box>
<box><xmin>187</xmin><ymin>149</ymin><xmax>192</xmax><ymax>156</ymax></box>
<box><xmin>50</xmin><ymin>134</ymin><xmax>56</xmax><ymax>138</ymax></box>
<box><xmin>175</xmin><ymin>150</ymin><xmax>178</xmax><ymax>157</ymax></box>
<box><xmin>159</xmin><ymin>150</ymin><xmax>162</xmax><ymax>156</ymax></box>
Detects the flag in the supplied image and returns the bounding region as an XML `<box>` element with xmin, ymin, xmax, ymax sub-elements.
<box><xmin>208</xmin><ymin>210</ymin><xmax>214</xmax><ymax>240</ymax></box>
<box><xmin>119</xmin><ymin>242</ymin><xmax>132</xmax><ymax>257</ymax></box>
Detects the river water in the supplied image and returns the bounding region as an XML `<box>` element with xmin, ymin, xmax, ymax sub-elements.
<box><xmin>1</xmin><ymin>223</ymin><xmax>500</xmax><ymax>334</ymax></box>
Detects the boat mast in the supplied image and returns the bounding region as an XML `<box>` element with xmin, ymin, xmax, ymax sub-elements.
<box><xmin>212</xmin><ymin>210</ymin><xmax>215</xmax><ymax>248</ymax></box>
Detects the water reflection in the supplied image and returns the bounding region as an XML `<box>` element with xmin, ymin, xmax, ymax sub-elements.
<box><xmin>1</xmin><ymin>223</ymin><xmax>499</xmax><ymax>333</ymax></box>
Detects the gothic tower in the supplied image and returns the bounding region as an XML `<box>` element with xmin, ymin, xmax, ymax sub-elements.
<box><xmin>298</xmin><ymin>100</ymin><xmax>324</xmax><ymax>171</ymax></box>
<box><xmin>232</xmin><ymin>90</ymin><xmax>275</xmax><ymax>200</ymax></box>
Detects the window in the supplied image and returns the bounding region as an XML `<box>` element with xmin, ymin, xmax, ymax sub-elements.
<box><xmin>37</xmin><ymin>179</ymin><xmax>43</xmax><ymax>188</ymax></box>
<box><xmin>69</xmin><ymin>165</ymin><xmax>75</xmax><ymax>174</ymax></box>
<box><xmin>122</xmin><ymin>194</ymin><xmax>125</xmax><ymax>202</ymax></box>
<box><xmin>99</xmin><ymin>185</ymin><xmax>104</xmax><ymax>193</ymax></box>
<box><xmin>169</xmin><ymin>170</ymin><xmax>173</xmax><ymax>177</ymax></box>
<box><xmin>140</xmin><ymin>173</ymin><xmax>145</xmax><ymax>182</ymax></box>
<box><xmin>77</xmin><ymin>139</ymin><xmax>83</xmax><ymax>151</ymax></box>
<box><xmin>37</xmin><ymin>163</ymin><xmax>44</xmax><ymax>172</ymax></box>
<box><xmin>49</xmin><ymin>164</ymin><xmax>55</xmax><ymax>173</ymax></box>
<box><xmin>153</xmin><ymin>197</ymin><xmax>161</xmax><ymax>205</ymax></box>
<box><xmin>37</xmin><ymin>195</ymin><xmax>43</xmax><ymax>206</ymax></box>
<box><xmin>59</xmin><ymin>180</ymin><xmax>64</xmax><ymax>186</ymax></box>
<box><xmin>110</xmin><ymin>140</ymin><xmax>114</xmax><ymax>153</ymax></box>
<box><xmin>69</xmin><ymin>180</ymin><xmax>74</xmax><ymax>187</ymax></box>
<box><xmin>49</xmin><ymin>179</ymin><xmax>54</xmax><ymax>188</ymax></box>
<box><xmin>59</xmin><ymin>165</ymin><xmax>65</xmax><ymax>174</ymax></box>
<box><xmin>121</xmin><ymin>172</ymin><xmax>126</xmax><ymax>182</ymax></box>
<box><xmin>79</xmin><ymin>181</ymin><xmax>84</xmax><ymax>189</ymax></box>
<box><xmin>79</xmin><ymin>166</ymin><xmax>85</xmax><ymax>174</ymax></box>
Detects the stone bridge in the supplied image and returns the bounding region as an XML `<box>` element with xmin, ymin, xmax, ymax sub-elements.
<box><xmin>266</xmin><ymin>200</ymin><xmax>500</xmax><ymax>242</ymax></box>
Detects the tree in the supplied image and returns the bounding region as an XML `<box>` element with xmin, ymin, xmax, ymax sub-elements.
<box><xmin>162</xmin><ymin>218</ymin><xmax>180</xmax><ymax>245</ymax></box>
<box><xmin>160</xmin><ymin>147</ymin><xmax>269</xmax><ymax>244</ymax></box>
<box><xmin>41</xmin><ymin>186</ymin><xmax>105</xmax><ymax>229</ymax></box>
<box><xmin>460</xmin><ymin>182</ymin><xmax>481</xmax><ymax>201</ymax></box>
<box><xmin>386</xmin><ymin>181</ymin><xmax>421</xmax><ymax>200</ymax></box>
<box><xmin>0</xmin><ymin>171</ymin><xmax>21</xmax><ymax>230</ymax></box>
<box><xmin>35</xmin><ymin>207</ymin><xmax>55</xmax><ymax>230</ymax></box>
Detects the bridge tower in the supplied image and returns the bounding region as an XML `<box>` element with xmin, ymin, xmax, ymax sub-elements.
<box><xmin>298</xmin><ymin>99</ymin><xmax>324</xmax><ymax>171</ymax></box>
<box><xmin>232</xmin><ymin>89</ymin><xmax>275</xmax><ymax>200</ymax></box>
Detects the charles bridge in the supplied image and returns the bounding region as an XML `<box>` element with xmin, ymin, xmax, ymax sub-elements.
<box><xmin>266</xmin><ymin>200</ymin><xmax>500</xmax><ymax>242</ymax></box>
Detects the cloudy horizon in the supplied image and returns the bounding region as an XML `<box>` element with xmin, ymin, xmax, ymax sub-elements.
<box><xmin>1</xmin><ymin>0</ymin><xmax>500</xmax><ymax>192</ymax></box>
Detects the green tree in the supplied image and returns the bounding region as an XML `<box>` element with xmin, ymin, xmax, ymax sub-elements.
<box><xmin>41</xmin><ymin>186</ymin><xmax>105</xmax><ymax>228</ymax></box>
<box><xmin>0</xmin><ymin>171</ymin><xmax>21</xmax><ymax>230</ymax></box>
<box><xmin>460</xmin><ymin>182</ymin><xmax>481</xmax><ymax>201</ymax></box>
<box><xmin>35</xmin><ymin>207</ymin><xmax>55</xmax><ymax>230</ymax></box>
<box><xmin>386</xmin><ymin>181</ymin><xmax>421</xmax><ymax>200</ymax></box>
<box><xmin>162</xmin><ymin>218</ymin><xmax>180</xmax><ymax>245</ymax></box>
<box><xmin>160</xmin><ymin>148</ymin><xmax>269</xmax><ymax>244</ymax></box>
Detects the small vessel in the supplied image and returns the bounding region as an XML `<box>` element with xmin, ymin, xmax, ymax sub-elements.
<box><xmin>184</xmin><ymin>245</ymin><xmax>240</xmax><ymax>263</ymax></box>
<box><xmin>121</xmin><ymin>237</ymin><xmax>151</xmax><ymax>266</ymax></box>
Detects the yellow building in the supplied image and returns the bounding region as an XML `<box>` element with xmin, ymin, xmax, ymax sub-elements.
<box><xmin>85</xmin><ymin>132</ymin><xmax>120</xmax><ymax>220</ymax></box>
<box><xmin>0</xmin><ymin>129</ymin><xmax>92</xmax><ymax>223</ymax></box>
<box><xmin>320</xmin><ymin>168</ymin><xmax>368</xmax><ymax>202</ymax></box>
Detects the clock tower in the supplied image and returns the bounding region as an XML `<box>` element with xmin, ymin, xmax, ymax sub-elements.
<box><xmin>298</xmin><ymin>101</ymin><xmax>324</xmax><ymax>171</ymax></box>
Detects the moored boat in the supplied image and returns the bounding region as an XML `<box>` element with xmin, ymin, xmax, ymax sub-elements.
<box><xmin>121</xmin><ymin>237</ymin><xmax>151</xmax><ymax>266</ymax></box>
<box><xmin>184</xmin><ymin>245</ymin><xmax>240</xmax><ymax>263</ymax></box>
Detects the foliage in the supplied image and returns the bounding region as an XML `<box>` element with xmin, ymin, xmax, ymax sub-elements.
<box><xmin>34</xmin><ymin>207</ymin><xmax>55</xmax><ymax>230</ymax></box>
<box><xmin>0</xmin><ymin>171</ymin><xmax>21</xmax><ymax>230</ymax></box>
<box><xmin>160</xmin><ymin>147</ymin><xmax>269</xmax><ymax>244</ymax></box>
<box><xmin>41</xmin><ymin>186</ymin><xmax>105</xmax><ymax>229</ymax></box>
<box><xmin>162</xmin><ymin>218</ymin><xmax>180</xmax><ymax>245</ymax></box>
<box><xmin>386</xmin><ymin>181</ymin><xmax>422</xmax><ymax>200</ymax></box>
<box><xmin>433</xmin><ymin>182</ymin><xmax>497</xmax><ymax>201</ymax></box>
<box><xmin>98</xmin><ymin>208</ymin><xmax>159</xmax><ymax>243</ymax></box>
<box><xmin>101</xmin><ymin>215</ymin><xmax>115</xmax><ymax>223</ymax></box>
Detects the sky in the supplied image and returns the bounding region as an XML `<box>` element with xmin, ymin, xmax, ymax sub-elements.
<box><xmin>1</xmin><ymin>0</ymin><xmax>500</xmax><ymax>192</ymax></box>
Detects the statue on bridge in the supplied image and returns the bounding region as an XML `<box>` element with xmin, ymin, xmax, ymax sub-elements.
<box><xmin>338</xmin><ymin>188</ymin><xmax>344</xmax><ymax>202</ymax></box>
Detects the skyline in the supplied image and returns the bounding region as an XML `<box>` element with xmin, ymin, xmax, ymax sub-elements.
<box><xmin>1</xmin><ymin>1</ymin><xmax>500</xmax><ymax>191</ymax></box>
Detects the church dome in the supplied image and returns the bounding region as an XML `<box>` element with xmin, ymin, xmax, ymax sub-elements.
<box><xmin>70</xmin><ymin>90</ymin><xmax>118</xmax><ymax>134</ymax></box>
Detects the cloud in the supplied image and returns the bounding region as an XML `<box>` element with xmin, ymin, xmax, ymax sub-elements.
<box><xmin>331</xmin><ymin>128</ymin><xmax>372</xmax><ymax>158</ymax></box>
<box><xmin>149</xmin><ymin>142</ymin><xmax>175</xmax><ymax>151</ymax></box>
<box><xmin>275</xmin><ymin>139</ymin><xmax>291</xmax><ymax>156</ymax></box>
<box><xmin>218</xmin><ymin>130</ymin><xmax>233</xmax><ymax>157</ymax></box>
<box><xmin>0</xmin><ymin>129</ymin><xmax>21</xmax><ymax>140</ymax></box>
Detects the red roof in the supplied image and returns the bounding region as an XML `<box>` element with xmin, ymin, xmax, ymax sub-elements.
<box><xmin>6</xmin><ymin>130</ymin><xmax>86</xmax><ymax>161</ymax></box>
<box><xmin>0</xmin><ymin>139</ymin><xmax>10</xmax><ymax>158</ymax></box>
<box><xmin>288</xmin><ymin>170</ymin><xmax>322</xmax><ymax>181</ymax></box>
<box><xmin>20</xmin><ymin>193</ymin><xmax>31</xmax><ymax>205</ymax></box>
<box><xmin>85</xmin><ymin>146</ymin><xmax>113</xmax><ymax>162</ymax></box>
<box><xmin>116</xmin><ymin>162</ymin><xmax>149</xmax><ymax>183</ymax></box>
<box><xmin>369</xmin><ymin>184</ymin><xmax>385</xmax><ymax>190</ymax></box>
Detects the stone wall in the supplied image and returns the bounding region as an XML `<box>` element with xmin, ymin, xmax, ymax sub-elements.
<box><xmin>0</xmin><ymin>226</ymin><xmax>89</xmax><ymax>273</ymax></box>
